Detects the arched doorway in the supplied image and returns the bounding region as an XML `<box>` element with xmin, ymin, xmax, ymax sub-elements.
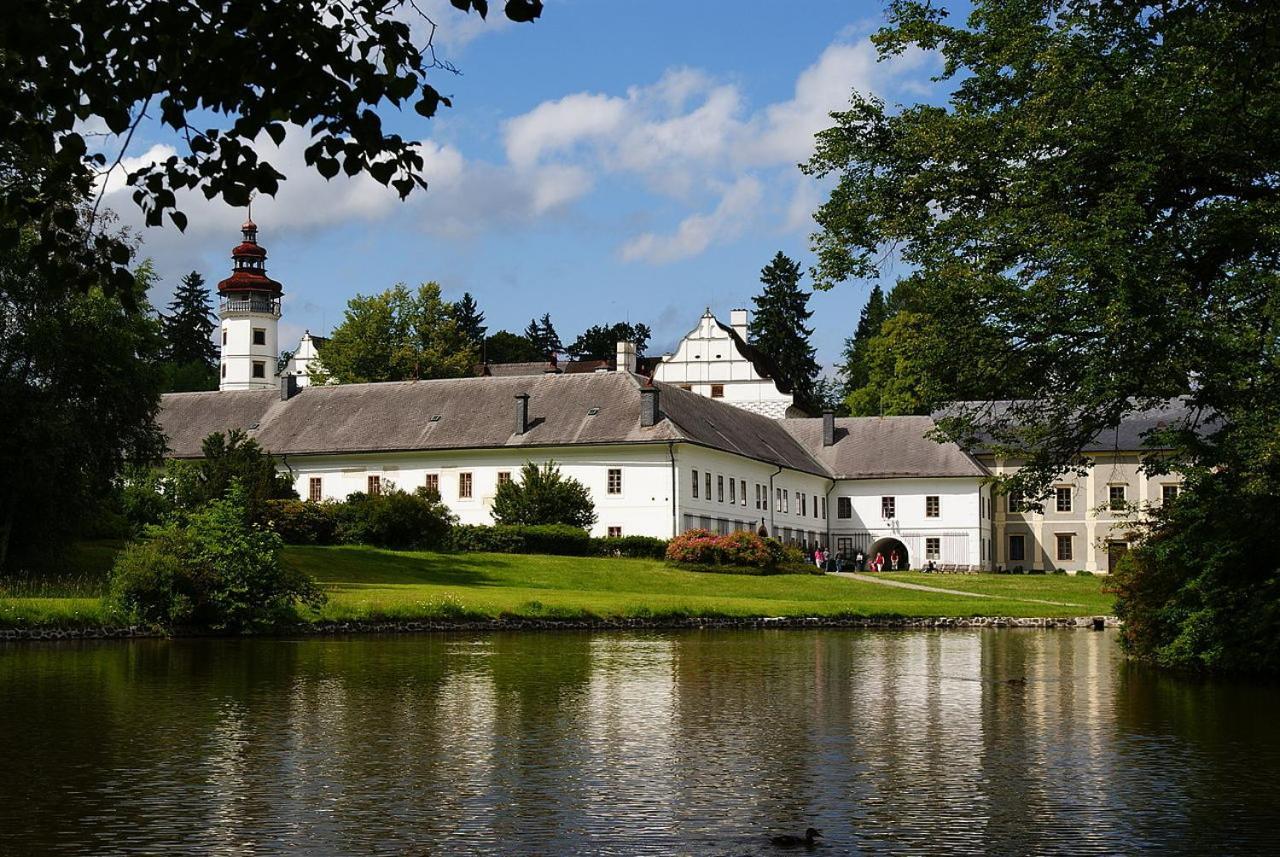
<box><xmin>869</xmin><ymin>537</ymin><xmax>909</xmax><ymax>571</ymax></box>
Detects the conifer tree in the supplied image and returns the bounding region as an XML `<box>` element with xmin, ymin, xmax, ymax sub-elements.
<box><xmin>839</xmin><ymin>284</ymin><xmax>888</xmax><ymax>398</ymax></box>
<box><xmin>523</xmin><ymin>313</ymin><xmax>562</xmax><ymax>358</ymax></box>
<box><xmin>161</xmin><ymin>271</ymin><xmax>217</xmax><ymax>367</ymax></box>
<box><xmin>749</xmin><ymin>252</ymin><xmax>820</xmax><ymax>412</ymax></box>
<box><xmin>451</xmin><ymin>292</ymin><xmax>487</xmax><ymax>348</ymax></box>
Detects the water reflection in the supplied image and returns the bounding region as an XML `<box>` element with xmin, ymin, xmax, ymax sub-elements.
<box><xmin>1</xmin><ymin>630</ymin><xmax>1277</xmax><ymax>854</ymax></box>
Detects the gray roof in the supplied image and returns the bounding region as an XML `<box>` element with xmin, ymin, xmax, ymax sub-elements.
<box><xmin>782</xmin><ymin>416</ymin><xmax>989</xmax><ymax>479</ymax></box>
<box><xmin>157</xmin><ymin>373</ymin><xmax>827</xmax><ymax>475</ymax></box>
<box><xmin>933</xmin><ymin>399</ymin><xmax>1207</xmax><ymax>454</ymax></box>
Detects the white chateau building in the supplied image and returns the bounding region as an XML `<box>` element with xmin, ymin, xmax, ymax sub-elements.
<box><xmin>171</xmin><ymin>223</ymin><xmax>1186</xmax><ymax>573</ymax></box>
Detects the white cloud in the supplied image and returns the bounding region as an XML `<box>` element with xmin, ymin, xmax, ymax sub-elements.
<box><xmin>504</xmin><ymin>92</ymin><xmax>627</xmax><ymax>169</ymax></box>
<box><xmin>619</xmin><ymin>176</ymin><xmax>762</xmax><ymax>264</ymax></box>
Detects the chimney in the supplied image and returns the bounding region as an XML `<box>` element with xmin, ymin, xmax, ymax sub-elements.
<box><xmin>822</xmin><ymin>410</ymin><xmax>835</xmax><ymax>447</ymax></box>
<box><xmin>515</xmin><ymin>393</ymin><xmax>530</xmax><ymax>435</ymax></box>
<box><xmin>640</xmin><ymin>386</ymin><xmax>659</xmax><ymax>427</ymax></box>
<box><xmin>280</xmin><ymin>373</ymin><xmax>299</xmax><ymax>401</ymax></box>
<box><xmin>616</xmin><ymin>340</ymin><xmax>637</xmax><ymax>374</ymax></box>
<box><xmin>730</xmin><ymin>308</ymin><xmax>749</xmax><ymax>340</ymax></box>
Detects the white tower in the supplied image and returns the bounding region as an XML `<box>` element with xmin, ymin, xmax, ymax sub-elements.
<box><xmin>217</xmin><ymin>219</ymin><xmax>282</xmax><ymax>391</ymax></box>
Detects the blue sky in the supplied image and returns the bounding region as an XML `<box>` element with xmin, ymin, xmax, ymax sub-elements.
<box><xmin>99</xmin><ymin>1</ymin><xmax>953</xmax><ymax>371</ymax></box>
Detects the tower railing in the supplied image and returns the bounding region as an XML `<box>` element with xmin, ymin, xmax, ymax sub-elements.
<box><xmin>220</xmin><ymin>295</ymin><xmax>282</xmax><ymax>316</ymax></box>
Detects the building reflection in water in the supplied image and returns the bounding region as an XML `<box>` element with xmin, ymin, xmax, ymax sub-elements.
<box><xmin>2</xmin><ymin>630</ymin><xmax>1279</xmax><ymax>854</ymax></box>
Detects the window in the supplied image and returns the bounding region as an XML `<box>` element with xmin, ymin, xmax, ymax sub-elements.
<box><xmin>711</xmin><ymin>384</ymin><xmax>724</xmax><ymax>398</ymax></box>
<box><xmin>776</xmin><ymin>487</ymin><xmax>782</xmax><ymax>511</ymax></box>
<box><xmin>837</xmin><ymin>497</ymin><xmax>852</xmax><ymax>519</ymax></box>
<box><xmin>754</xmin><ymin>484</ymin><xmax>760</xmax><ymax>509</ymax></box>
<box><xmin>1009</xmin><ymin>535</ymin><xmax>1025</xmax><ymax>562</ymax></box>
<box><xmin>783</xmin><ymin>489</ymin><xmax>790</xmax><ymax>513</ymax></box>
<box><xmin>498</xmin><ymin>471</ymin><xmax>512</xmax><ymax>487</ymax></box>
<box><xmin>459</xmin><ymin>472</ymin><xmax>473</xmax><ymax>499</ymax></box>
<box><xmin>820</xmin><ymin>497</ymin><xmax>826</xmax><ymax>519</ymax></box>
<box><xmin>881</xmin><ymin>496</ymin><xmax>895</xmax><ymax>519</ymax></box>
<box><xmin>926</xmin><ymin>537</ymin><xmax>940</xmax><ymax>560</ymax></box>
<box><xmin>717</xmin><ymin>475</ymin><xmax>724</xmax><ymax>503</ymax></box>
<box><xmin>222</xmin><ymin>329</ymin><xmax>227</xmax><ymax>345</ymax></box>
<box><xmin>607</xmin><ymin>468</ymin><xmax>622</xmax><ymax>495</ymax></box>
<box><xmin>1162</xmin><ymin>484</ymin><xmax>1180</xmax><ymax>504</ymax></box>
<box><xmin>1108</xmin><ymin>484</ymin><xmax>1127</xmax><ymax>511</ymax></box>
<box><xmin>607</xmin><ymin>526</ymin><xmax>622</xmax><ymax>538</ymax></box>
<box><xmin>1056</xmin><ymin>533</ymin><xmax>1073</xmax><ymax>561</ymax></box>
<box><xmin>252</xmin><ymin>361</ymin><xmax>265</xmax><ymax>379</ymax></box>
<box><xmin>367</xmin><ymin>475</ymin><xmax>381</xmax><ymax>496</ymax></box>
<box><xmin>740</xmin><ymin>480</ymin><xmax>747</xmax><ymax>507</ymax></box>
<box><xmin>692</xmin><ymin>469</ymin><xmax>699</xmax><ymax>498</ymax></box>
<box><xmin>308</xmin><ymin>477</ymin><xmax>322</xmax><ymax>502</ymax></box>
<box><xmin>1008</xmin><ymin>489</ymin><xmax>1024</xmax><ymax>513</ymax></box>
<box><xmin>762</xmin><ymin>484</ymin><xmax>768</xmax><ymax>511</ymax></box>
<box><xmin>798</xmin><ymin>493</ymin><xmax>806</xmax><ymax>516</ymax></box>
<box><xmin>728</xmin><ymin>478</ymin><xmax>735</xmax><ymax>504</ymax></box>
<box><xmin>252</xmin><ymin>328</ymin><xmax>266</xmax><ymax>346</ymax></box>
<box><xmin>220</xmin><ymin>363</ymin><xmax>226</xmax><ymax>378</ymax></box>
<box><xmin>705</xmin><ymin>472</ymin><xmax>712</xmax><ymax>501</ymax></box>
<box><xmin>926</xmin><ymin>496</ymin><xmax>940</xmax><ymax>518</ymax></box>
<box><xmin>424</xmin><ymin>473</ymin><xmax>439</xmax><ymax>496</ymax></box>
<box><xmin>1055</xmin><ymin>486</ymin><xmax>1072</xmax><ymax>513</ymax></box>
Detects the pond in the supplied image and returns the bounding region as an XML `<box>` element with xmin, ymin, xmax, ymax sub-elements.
<box><xmin>1</xmin><ymin>630</ymin><xmax>1277</xmax><ymax>854</ymax></box>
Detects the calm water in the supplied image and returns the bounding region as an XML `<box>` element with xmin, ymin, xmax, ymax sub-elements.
<box><xmin>1</xmin><ymin>630</ymin><xmax>1278</xmax><ymax>855</ymax></box>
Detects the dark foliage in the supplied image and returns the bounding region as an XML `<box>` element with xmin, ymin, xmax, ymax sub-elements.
<box><xmin>491</xmin><ymin>461</ymin><xmax>597</xmax><ymax>529</ymax></box>
<box><xmin>750</xmin><ymin>252</ymin><xmax>820</xmax><ymax>413</ymax></box>
<box><xmin>483</xmin><ymin>330</ymin><xmax>544</xmax><ymax>363</ymax></box>
<box><xmin>566</xmin><ymin>322</ymin><xmax>652</xmax><ymax>362</ymax></box>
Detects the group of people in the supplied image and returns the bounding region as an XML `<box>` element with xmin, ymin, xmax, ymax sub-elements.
<box><xmin>804</xmin><ymin>546</ymin><xmax>911</xmax><ymax>573</ymax></box>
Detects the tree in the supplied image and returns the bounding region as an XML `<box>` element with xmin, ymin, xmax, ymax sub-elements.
<box><xmin>483</xmin><ymin>330</ymin><xmax>543</xmax><ymax>364</ymax></box>
<box><xmin>491</xmin><ymin>461</ymin><xmax>597</xmax><ymax>530</ymax></box>
<box><xmin>159</xmin><ymin>270</ymin><xmax>217</xmax><ymax>391</ymax></box>
<box><xmin>166</xmin><ymin>430</ymin><xmax>297</xmax><ymax>521</ymax></box>
<box><xmin>839</xmin><ymin>284</ymin><xmax>889</xmax><ymax>397</ymax></box>
<box><xmin>805</xmin><ymin>0</ymin><xmax>1280</xmax><ymax>671</ymax></box>
<box><xmin>749</xmin><ymin>251</ymin><xmax>820</xmax><ymax>413</ymax></box>
<box><xmin>523</xmin><ymin>313</ymin><xmax>562</xmax><ymax>358</ymax></box>
<box><xmin>451</xmin><ymin>292</ymin><xmax>487</xmax><ymax>348</ymax></box>
<box><xmin>317</xmin><ymin>282</ymin><xmax>477</xmax><ymax>383</ymax></box>
<box><xmin>566</xmin><ymin>322</ymin><xmax>652</xmax><ymax>362</ymax></box>
<box><xmin>0</xmin><ymin>227</ymin><xmax>165</xmax><ymax>569</ymax></box>
<box><xmin>844</xmin><ymin>312</ymin><xmax>941</xmax><ymax>417</ymax></box>
<box><xmin>2</xmin><ymin>0</ymin><xmax>543</xmax><ymax>302</ymax></box>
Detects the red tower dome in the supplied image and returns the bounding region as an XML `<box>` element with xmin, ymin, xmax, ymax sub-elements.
<box><xmin>217</xmin><ymin>219</ymin><xmax>282</xmax><ymax>302</ymax></box>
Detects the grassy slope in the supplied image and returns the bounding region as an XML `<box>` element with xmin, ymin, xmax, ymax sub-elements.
<box><xmin>0</xmin><ymin>543</ymin><xmax>1115</xmax><ymax>628</ymax></box>
<box><xmin>294</xmin><ymin>546</ymin><xmax>1116</xmax><ymax>622</ymax></box>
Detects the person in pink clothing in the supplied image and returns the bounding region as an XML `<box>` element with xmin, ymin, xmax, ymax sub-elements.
<box><xmin>889</xmin><ymin>549</ymin><xmax>900</xmax><ymax>571</ymax></box>
<box><xmin>873</xmin><ymin>552</ymin><xmax>885</xmax><ymax>572</ymax></box>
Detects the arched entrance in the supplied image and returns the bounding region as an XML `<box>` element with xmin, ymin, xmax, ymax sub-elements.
<box><xmin>869</xmin><ymin>537</ymin><xmax>909</xmax><ymax>571</ymax></box>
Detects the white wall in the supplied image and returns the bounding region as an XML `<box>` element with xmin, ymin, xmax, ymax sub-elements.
<box><xmin>220</xmin><ymin>311</ymin><xmax>279</xmax><ymax>391</ymax></box>
<box><xmin>651</xmin><ymin>310</ymin><xmax>793</xmax><ymax>418</ymax></box>
<box><xmin>674</xmin><ymin>444</ymin><xmax>831</xmax><ymax>544</ymax></box>
<box><xmin>284</xmin><ymin>444</ymin><xmax>676</xmax><ymax>539</ymax></box>
<box><xmin>829</xmin><ymin>477</ymin><xmax>987</xmax><ymax>567</ymax></box>
<box><xmin>284</xmin><ymin>332</ymin><xmax>325</xmax><ymax>388</ymax></box>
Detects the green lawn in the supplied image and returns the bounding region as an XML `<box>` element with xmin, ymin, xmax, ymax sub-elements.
<box><xmin>0</xmin><ymin>543</ymin><xmax>1116</xmax><ymax>629</ymax></box>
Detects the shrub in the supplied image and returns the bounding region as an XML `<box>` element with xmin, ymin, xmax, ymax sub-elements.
<box><xmin>262</xmin><ymin>499</ymin><xmax>339</xmax><ymax>545</ymax></box>
<box><xmin>334</xmin><ymin>487</ymin><xmax>456</xmax><ymax>550</ymax></box>
<box><xmin>666</xmin><ymin>529</ymin><xmax>800</xmax><ymax>572</ymax></box>
<box><xmin>592</xmin><ymin>535</ymin><xmax>668</xmax><ymax>559</ymax></box>
<box><xmin>109</xmin><ymin>482</ymin><xmax>325</xmax><ymax>631</ymax></box>
<box><xmin>491</xmin><ymin>461</ymin><xmax>597</xmax><ymax>529</ymax></box>
<box><xmin>449</xmin><ymin>523</ymin><xmax>592</xmax><ymax>556</ymax></box>
<box><xmin>665</xmin><ymin>529</ymin><xmax>723</xmax><ymax>565</ymax></box>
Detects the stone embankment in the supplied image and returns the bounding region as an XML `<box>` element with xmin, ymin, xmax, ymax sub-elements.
<box><xmin>0</xmin><ymin>614</ymin><xmax>1119</xmax><ymax>641</ymax></box>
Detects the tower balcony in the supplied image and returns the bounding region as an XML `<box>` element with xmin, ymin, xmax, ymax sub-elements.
<box><xmin>220</xmin><ymin>295</ymin><xmax>282</xmax><ymax>317</ymax></box>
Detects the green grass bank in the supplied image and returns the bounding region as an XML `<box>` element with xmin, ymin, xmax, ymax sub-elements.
<box><xmin>0</xmin><ymin>542</ymin><xmax>1115</xmax><ymax>629</ymax></box>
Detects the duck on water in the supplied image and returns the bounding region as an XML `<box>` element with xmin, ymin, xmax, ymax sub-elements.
<box><xmin>770</xmin><ymin>827</ymin><xmax>822</xmax><ymax>848</ymax></box>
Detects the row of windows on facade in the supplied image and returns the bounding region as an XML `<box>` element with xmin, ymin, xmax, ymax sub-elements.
<box><xmin>1007</xmin><ymin>483</ymin><xmax>1180</xmax><ymax>514</ymax></box>
<box><xmin>833</xmin><ymin>495</ymin><xmax>949</xmax><ymax>521</ymax></box>
<box><xmin>678</xmin><ymin>383</ymin><xmax>724</xmax><ymax>397</ymax></box>
<box><xmin>222</xmin><ymin>361</ymin><xmax>269</xmax><ymax>379</ymax></box>
<box><xmin>307</xmin><ymin>468</ymin><xmax>625</xmax><ymax>502</ymax></box>
<box><xmin>689</xmin><ymin>470</ymin><xmax>828</xmax><ymax>520</ymax></box>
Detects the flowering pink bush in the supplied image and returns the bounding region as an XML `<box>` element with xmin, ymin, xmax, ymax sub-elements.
<box><xmin>666</xmin><ymin>529</ymin><xmax>793</xmax><ymax>570</ymax></box>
